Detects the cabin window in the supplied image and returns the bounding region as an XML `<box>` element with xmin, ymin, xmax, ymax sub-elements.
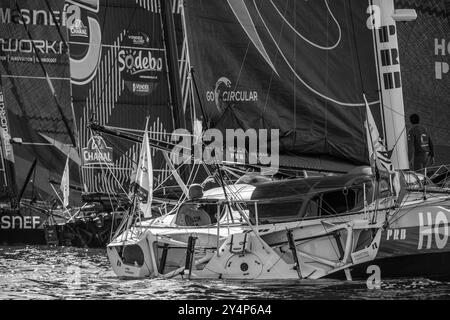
<box><xmin>249</xmin><ymin>200</ymin><xmax>304</xmax><ymax>224</ymax></box>
<box><xmin>320</xmin><ymin>187</ymin><xmax>364</xmax><ymax>216</ymax></box>
<box><xmin>122</xmin><ymin>244</ymin><xmax>144</xmax><ymax>267</ymax></box>
<box><xmin>303</xmin><ymin>200</ymin><xmax>319</xmax><ymax>218</ymax></box>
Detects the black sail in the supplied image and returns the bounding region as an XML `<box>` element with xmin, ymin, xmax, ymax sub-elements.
<box><xmin>66</xmin><ymin>0</ymin><xmax>177</xmax><ymax>196</ymax></box>
<box><xmin>184</xmin><ymin>0</ymin><xmax>382</xmax><ymax>172</ymax></box>
<box><xmin>0</xmin><ymin>0</ymin><xmax>79</xmax><ymax>204</ymax></box>
<box><xmin>395</xmin><ymin>0</ymin><xmax>450</xmax><ymax>164</ymax></box>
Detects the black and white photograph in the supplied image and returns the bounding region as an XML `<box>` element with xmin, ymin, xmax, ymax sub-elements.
<box><xmin>0</xmin><ymin>0</ymin><xmax>450</xmax><ymax>305</ymax></box>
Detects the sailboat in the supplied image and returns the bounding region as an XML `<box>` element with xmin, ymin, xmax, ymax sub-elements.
<box><xmin>103</xmin><ymin>0</ymin><xmax>391</xmax><ymax>280</ymax></box>
<box><xmin>0</xmin><ymin>0</ymin><xmax>83</xmax><ymax>245</ymax></box>
<box><xmin>107</xmin><ymin>117</ymin><xmax>385</xmax><ymax>280</ymax></box>
<box><xmin>105</xmin><ymin>0</ymin><xmax>450</xmax><ymax>281</ymax></box>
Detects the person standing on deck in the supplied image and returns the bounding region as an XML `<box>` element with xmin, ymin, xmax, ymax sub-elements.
<box><xmin>407</xmin><ymin>114</ymin><xmax>434</xmax><ymax>170</ymax></box>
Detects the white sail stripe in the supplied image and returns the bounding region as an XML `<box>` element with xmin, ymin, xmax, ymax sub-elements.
<box><xmin>106</xmin><ymin>50</ymin><xmax>110</xmax><ymax>118</ymax></box>
<box><xmin>99</xmin><ymin>56</ymin><xmax>104</xmax><ymax>125</ymax></box>
<box><xmin>94</xmin><ymin>68</ymin><xmax>98</xmax><ymax>123</ymax></box>
<box><xmin>113</xmin><ymin>42</ymin><xmax>118</xmax><ymax>114</ymax></box>
<box><xmin>98</xmin><ymin>66</ymin><xmax>102</xmax><ymax>124</ymax></box>
<box><xmin>102</xmin><ymin>54</ymin><xmax>107</xmax><ymax>123</ymax></box>
<box><xmin>114</xmin><ymin>46</ymin><xmax>118</xmax><ymax>103</ymax></box>
<box><xmin>105</xmin><ymin>50</ymin><xmax>110</xmax><ymax>119</ymax></box>
<box><xmin>97</xmin><ymin>58</ymin><xmax>101</xmax><ymax>125</ymax></box>
<box><xmin>102</xmin><ymin>55</ymin><xmax>107</xmax><ymax>124</ymax></box>
<box><xmin>110</xmin><ymin>49</ymin><xmax>114</xmax><ymax>117</ymax></box>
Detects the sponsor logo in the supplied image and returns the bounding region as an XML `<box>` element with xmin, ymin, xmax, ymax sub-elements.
<box><xmin>69</xmin><ymin>18</ymin><xmax>88</xmax><ymax>38</ymax></box>
<box><xmin>0</xmin><ymin>7</ymin><xmax>68</xmax><ymax>26</ymax></box>
<box><xmin>206</xmin><ymin>77</ymin><xmax>258</xmax><ymax>113</ymax></box>
<box><xmin>118</xmin><ymin>49</ymin><xmax>163</xmax><ymax>76</ymax></box>
<box><xmin>82</xmin><ymin>135</ymin><xmax>113</xmax><ymax>166</ymax></box>
<box><xmin>0</xmin><ymin>38</ymin><xmax>65</xmax><ymax>55</ymax></box>
<box><xmin>132</xmin><ymin>82</ymin><xmax>151</xmax><ymax>94</ymax></box>
<box><xmin>66</xmin><ymin>2</ymin><xmax>102</xmax><ymax>85</ymax></box>
<box><xmin>386</xmin><ymin>228</ymin><xmax>406</xmax><ymax>241</ymax></box>
<box><xmin>127</xmin><ymin>32</ymin><xmax>150</xmax><ymax>47</ymax></box>
<box><xmin>435</xmin><ymin>38</ymin><xmax>450</xmax><ymax>80</ymax></box>
<box><xmin>0</xmin><ymin>215</ymin><xmax>41</xmax><ymax>229</ymax></box>
<box><xmin>418</xmin><ymin>211</ymin><xmax>449</xmax><ymax>250</ymax></box>
<box><xmin>0</xmin><ymin>89</ymin><xmax>13</xmax><ymax>162</ymax></box>
<box><xmin>118</xmin><ymin>31</ymin><xmax>163</xmax><ymax>96</ymax></box>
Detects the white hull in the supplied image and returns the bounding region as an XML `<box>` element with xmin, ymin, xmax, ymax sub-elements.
<box><xmin>107</xmin><ymin>213</ymin><xmax>384</xmax><ymax>280</ymax></box>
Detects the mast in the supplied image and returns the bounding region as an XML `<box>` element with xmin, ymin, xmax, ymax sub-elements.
<box><xmin>160</xmin><ymin>0</ymin><xmax>186</xmax><ymax>131</ymax></box>
<box><xmin>371</xmin><ymin>0</ymin><xmax>409</xmax><ymax>170</ymax></box>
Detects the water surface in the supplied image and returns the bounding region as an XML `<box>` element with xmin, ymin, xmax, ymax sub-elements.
<box><xmin>0</xmin><ymin>246</ymin><xmax>449</xmax><ymax>300</ymax></box>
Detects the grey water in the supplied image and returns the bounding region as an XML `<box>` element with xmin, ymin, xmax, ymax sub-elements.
<box><xmin>0</xmin><ymin>246</ymin><xmax>450</xmax><ymax>300</ymax></box>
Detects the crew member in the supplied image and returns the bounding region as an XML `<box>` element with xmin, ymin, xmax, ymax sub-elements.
<box><xmin>407</xmin><ymin>113</ymin><xmax>434</xmax><ymax>170</ymax></box>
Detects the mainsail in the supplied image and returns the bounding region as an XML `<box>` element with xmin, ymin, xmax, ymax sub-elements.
<box><xmin>184</xmin><ymin>0</ymin><xmax>383</xmax><ymax>173</ymax></box>
<box><xmin>66</xmin><ymin>0</ymin><xmax>180</xmax><ymax>197</ymax></box>
<box><xmin>0</xmin><ymin>0</ymin><xmax>79</xmax><ymax>204</ymax></box>
<box><xmin>395</xmin><ymin>0</ymin><xmax>450</xmax><ymax>165</ymax></box>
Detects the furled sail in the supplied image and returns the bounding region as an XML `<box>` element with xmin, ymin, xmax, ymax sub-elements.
<box><xmin>66</xmin><ymin>0</ymin><xmax>179</xmax><ymax>197</ymax></box>
<box><xmin>134</xmin><ymin>122</ymin><xmax>153</xmax><ymax>218</ymax></box>
<box><xmin>395</xmin><ymin>0</ymin><xmax>450</xmax><ymax>165</ymax></box>
<box><xmin>0</xmin><ymin>0</ymin><xmax>79</xmax><ymax>204</ymax></box>
<box><xmin>184</xmin><ymin>0</ymin><xmax>383</xmax><ymax>172</ymax></box>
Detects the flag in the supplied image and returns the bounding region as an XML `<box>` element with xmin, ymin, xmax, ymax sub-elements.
<box><xmin>363</xmin><ymin>95</ymin><xmax>393</xmax><ymax>175</ymax></box>
<box><xmin>134</xmin><ymin>119</ymin><xmax>153</xmax><ymax>218</ymax></box>
<box><xmin>60</xmin><ymin>156</ymin><xmax>70</xmax><ymax>207</ymax></box>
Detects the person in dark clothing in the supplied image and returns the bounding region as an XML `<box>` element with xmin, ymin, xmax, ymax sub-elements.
<box><xmin>407</xmin><ymin>114</ymin><xmax>434</xmax><ymax>170</ymax></box>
